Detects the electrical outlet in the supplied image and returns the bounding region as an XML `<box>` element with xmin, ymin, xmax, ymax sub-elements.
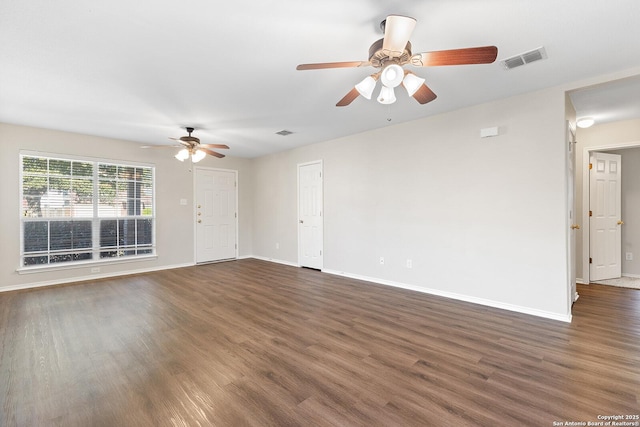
<box><xmin>276</xmin><ymin>243</ymin><xmax>279</xmax><ymax>250</ymax></box>
<box><xmin>379</xmin><ymin>257</ymin><xmax>385</xmax><ymax>265</ymax></box>
<box><xmin>91</xmin><ymin>267</ymin><xmax>100</xmax><ymax>273</ymax></box>
<box><xmin>626</xmin><ymin>252</ymin><xmax>633</xmax><ymax>261</ymax></box>
<box><xmin>406</xmin><ymin>259</ymin><xmax>412</xmax><ymax>268</ymax></box>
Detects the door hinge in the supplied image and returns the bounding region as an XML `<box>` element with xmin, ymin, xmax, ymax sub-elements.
<box><xmin>319</xmin><ymin>171</ymin><xmax>322</xmax><ymax>178</ymax></box>
<box><xmin>589</xmin><ymin>257</ymin><xmax>592</xmax><ymax>264</ymax></box>
<box><xmin>589</xmin><ymin>210</ymin><xmax>592</xmax><ymax>217</ymax></box>
<box><xmin>235</xmin><ymin>212</ymin><xmax>237</xmax><ymax>218</ymax></box>
<box><xmin>235</xmin><ymin>244</ymin><xmax>237</xmax><ymax>249</ymax></box>
<box><xmin>589</xmin><ymin>163</ymin><xmax>593</xmax><ymax>170</ymax></box>
<box><xmin>235</xmin><ymin>181</ymin><xmax>237</xmax><ymax>187</ymax></box>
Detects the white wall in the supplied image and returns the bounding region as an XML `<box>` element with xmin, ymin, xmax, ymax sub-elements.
<box><xmin>574</xmin><ymin>118</ymin><xmax>640</xmax><ymax>281</ymax></box>
<box><xmin>1</xmin><ymin>86</ymin><xmax>574</xmax><ymax>320</ymax></box>
<box><xmin>251</xmin><ymin>87</ymin><xmax>571</xmax><ymax>320</ymax></box>
<box><xmin>0</xmin><ymin>123</ymin><xmax>253</xmax><ymax>291</ymax></box>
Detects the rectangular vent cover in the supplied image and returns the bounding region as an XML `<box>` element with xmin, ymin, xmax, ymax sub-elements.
<box><xmin>501</xmin><ymin>46</ymin><xmax>547</xmax><ymax>70</ymax></box>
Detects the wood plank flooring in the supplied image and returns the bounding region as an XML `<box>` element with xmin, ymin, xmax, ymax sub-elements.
<box><xmin>1</xmin><ymin>259</ymin><xmax>639</xmax><ymax>426</ymax></box>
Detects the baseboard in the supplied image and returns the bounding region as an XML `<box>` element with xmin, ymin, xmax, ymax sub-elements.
<box><xmin>322</xmin><ymin>268</ymin><xmax>572</xmax><ymax>323</ymax></box>
<box><xmin>576</xmin><ymin>278</ymin><xmax>588</xmax><ymax>285</ymax></box>
<box><xmin>0</xmin><ymin>262</ymin><xmax>195</xmax><ymax>293</ymax></box>
<box><xmin>4</xmin><ymin>256</ymin><xmax>573</xmax><ymax>323</ymax></box>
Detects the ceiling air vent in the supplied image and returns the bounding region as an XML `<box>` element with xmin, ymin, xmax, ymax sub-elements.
<box><xmin>275</xmin><ymin>129</ymin><xmax>294</xmax><ymax>136</ymax></box>
<box><xmin>501</xmin><ymin>46</ymin><xmax>547</xmax><ymax>70</ymax></box>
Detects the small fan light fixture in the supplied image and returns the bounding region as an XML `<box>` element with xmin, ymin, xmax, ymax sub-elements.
<box><xmin>355</xmin><ymin>74</ymin><xmax>379</xmax><ymax>99</ymax></box>
<box><xmin>356</xmin><ymin>64</ymin><xmax>426</xmax><ymax>105</ymax></box>
<box><xmin>175</xmin><ymin>148</ymin><xmax>206</xmax><ymax>163</ymax></box>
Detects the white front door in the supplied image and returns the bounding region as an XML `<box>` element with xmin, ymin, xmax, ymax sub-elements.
<box><xmin>298</xmin><ymin>161</ymin><xmax>323</xmax><ymax>269</ymax></box>
<box><xmin>589</xmin><ymin>152</ymin><xmax>622</xmax><ymax>281</ymax></box>
<box><xmin>195</xmin><ymin>168</ymin><xmax>237</xmax><ymax>263</ymax></box>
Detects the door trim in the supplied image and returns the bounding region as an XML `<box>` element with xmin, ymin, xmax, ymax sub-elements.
<box><xmin>581</xmin><ymin>141</ymin><xmax>640</xmax><ymax>283</ymax></box>
<box><xmin>297</xmin><ymin>160</ymin><xmax>323</xmax><ymax>269</ymax></box>
<box><xmin>193</xmin><ymin>166</ymin><xmax>239</xmax><ymax>263</ymax></box>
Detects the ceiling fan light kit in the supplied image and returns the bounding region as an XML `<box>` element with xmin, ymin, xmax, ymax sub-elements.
<box><xmin>355</xmin><ymin>75</ymin><xmax>379</xmax><ymax>99</ymax></box>
<box><xmin>402</xmin><ymin>72</ymin><xmax>426</xmax><ymax>97</ymax></box>
<box><xmin>191</xmin><ymin>149</ymin><xmax>207</xmax><ymax>162</ymax></box>
<box><xmin>381</xmin><ymin>64</ymin><xmax>404</xmax><ymax>88</ymax></box>
<box><xmin>377</xmin><ymin>86</ymin><xmax>396</xmax><ymax>104</ymax></box>
<box><xmin>144</xmin><ymin>127</ymin><xmax>229</xmax><ymax>161</ymax></box>
<box><xmin>175</xmin><ymin>148</ymin><xmax>190</xmax><ymax>161</ymax></box>
<box><xmin>296</xmin><ymin>14</ymin><xmax>498</xmax><ymax>107</ymax></box>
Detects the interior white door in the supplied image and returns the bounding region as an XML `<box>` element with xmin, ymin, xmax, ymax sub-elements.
<box><xmin>195</xmin><ymin>168</ymin><xmax>237</xmax><ymax>263</ymax></box>
<box><xmin>589</xmin><ymin>152</ymin><xmax>622</xmax><ymax>281</ymax></box>
<box><xmin>567</xmin><ymin>125</ymin><xmax>578</xmax><ymax>303</ymax></box>
<box><xmin>298</xmin><ymin>161</ymin><xmax>323</xmax><ymax>269</ymax></box>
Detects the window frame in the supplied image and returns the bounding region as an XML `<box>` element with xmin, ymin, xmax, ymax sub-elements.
<box><xmin>18</xmin><ymin>151</ymin><xmax>156</xmax><ymax>272</ymax></box>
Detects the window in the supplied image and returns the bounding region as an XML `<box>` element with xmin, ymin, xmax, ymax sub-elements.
<box><xmin>21</xmin><ymin>154</ymin><xmax>155</xmax><ymax>268</ymax></box>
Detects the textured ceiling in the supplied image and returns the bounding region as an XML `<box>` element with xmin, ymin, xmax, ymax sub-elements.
<box><xmin>1</xmin><ymin>1</ymin><xmax>640</xmax><ymax>158</ymax></box>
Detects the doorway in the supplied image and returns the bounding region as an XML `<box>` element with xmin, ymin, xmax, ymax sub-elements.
<box><xmin>581</xmin><ymin>142</ymin><xmax>640</xmax><ymax>283</ymax></box>
<box><xmin>298</xmin><ymin>160</ymin><xmax>323</xmax><ymax>269</ymax></box>
<box><xmin>194</xmin><ymin>167</ymin><xmax>238</xmax><ymax>263</ymax></box>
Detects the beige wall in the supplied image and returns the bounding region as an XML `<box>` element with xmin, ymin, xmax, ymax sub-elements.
<box><xmin>1</xmin><ymin>85</ymin><xmax>574</xmax><ymax>321</ymax></box>
<box><xmin>251</xmin><ymin>86</ymin><xmax>571</xmax><ymax>320</ymax></box>
<box><xmin>0</xmin><ymin>123</ymin><xmax>253</xmax><ymax>290</ymax></box>
<box><xmin>574</xmin><ymin>118</ymin><xmax>640</xmax><ymax>281</ymax></box>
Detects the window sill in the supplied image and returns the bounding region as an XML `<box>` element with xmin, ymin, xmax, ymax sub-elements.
<box><xmin>16</xmin><ymin>254</ymin><xmax>158</xmax><ymax>275</ymax></box>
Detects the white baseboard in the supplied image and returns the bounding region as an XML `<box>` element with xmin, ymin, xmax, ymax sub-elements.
<box><xmin>1</xmin><ymin>262</ymin><xmax>194</xmax><ymax>293</ymax></box>
<box><xmin>3</xmin><ymin>256</ymin><xmax>573</xmax><ymax>323</ymax></box>
<box><xmin>322</xmin><ymin>268</ymin><xmax>572</xmax><ymax>323</ymax></box>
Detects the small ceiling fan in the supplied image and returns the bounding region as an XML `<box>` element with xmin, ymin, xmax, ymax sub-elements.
<box><xmin>143</xmin><ymin>127</ymin><xmax>229</xmax><ymax>162</ymax></box>
<box><xmin>296</xmin><ymin>15</ymin><xmax>498</xmax><ymax>107</ymax></box>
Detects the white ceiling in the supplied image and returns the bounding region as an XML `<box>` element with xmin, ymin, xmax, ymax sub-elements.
<box><xmin>2</xmin><ymin>1</ymin><xmax>640</xmax><ymax>158</ymax></box>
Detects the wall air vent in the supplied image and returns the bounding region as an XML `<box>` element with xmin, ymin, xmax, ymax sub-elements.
<box><xmin>501</xmin><ymin>46</ymin><xmax>547</xmax><ymax>70</ymax></box>
<box><xmin>275</xmin><ymin>130</ymin><xmax>294</xmax><ymax>136</ymax></box>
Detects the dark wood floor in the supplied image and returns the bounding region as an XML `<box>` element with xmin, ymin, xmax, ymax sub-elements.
<box><xmin>1</xmin><ymin>259</ymin><xmax>639</xmax><ymax>426</ymax></box>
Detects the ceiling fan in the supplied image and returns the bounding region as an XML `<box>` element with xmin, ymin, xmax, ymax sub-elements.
<box><xmin>143</xmin><ymin>127</ymin><xmax>229</xmax><ymax>162</ymax></box>
<box><xmin>296</xmin><ymin>15</ymin><xmax>498</xmax><ymax>107</ymax></box>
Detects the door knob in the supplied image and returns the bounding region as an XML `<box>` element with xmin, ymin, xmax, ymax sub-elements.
<box><xmin>197</xmin><ymin>205</ymin><xmax>201</xmax><ymax>208</ymax></box>
<box><xmin>571</xmin><ymin>224</ymin><xmax>581</xmax><ymax>230</ymax></box>
<box><xmin>299</xmin><ymin>220</ymin><xmax>304</xmax><ymax>224</ymax></box>
<box><xmin>618</xmin><ymin>220</ymin><xmax>624</xmax><ymax>225</ymax></box>
<box><xmin>198</xmin><ymin>220</ymin><xmax>202</xmax><ymax>223</ymax></box>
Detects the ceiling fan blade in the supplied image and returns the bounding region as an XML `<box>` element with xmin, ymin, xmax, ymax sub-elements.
<box><xmin>170</xmin><ymin>139</ymin><xmax>194</xmax><ymax>149</ymax></box>
<box><xmin>199</xmin><ymin>143</ymin><xmax>230</xmax><ymax>149</ymax></box>
<box><xmin>411</xmin><ymin>46</ymin><xmax>498</xmax><ymax>67</ymax></box>
<box><xmin>296</xmin><ymin>61</ymin><xmax>370</xmax><ymax>70</ymax></box>
<box><xmin>200</xmin><ymin>148</ymin><xmax>225</xmax><ymax>158</ymax></box>
<box><xmin>382</xmin><ymin>15</ymin><xmax>416</xmax><ymax>58</ymax></box>
<box><xmin>411</xmin><ymin>84</ymin><xmax>437</xmax><ymax>104</ymax></box>
<box><xmin>336</xmin><ymin>87</ymin><xmax>361</xmax><ymax>107</ymax></box>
